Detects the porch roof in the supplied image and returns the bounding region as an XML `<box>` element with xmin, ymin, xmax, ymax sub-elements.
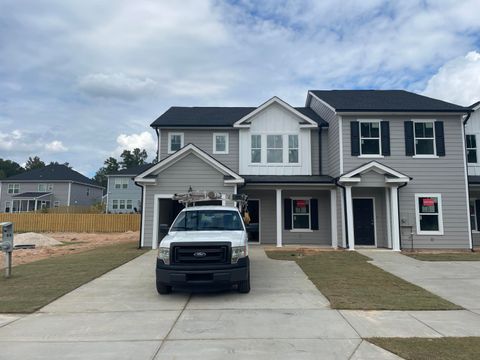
<box><xmin>12</xmin><ymin>192</ymin><xmax>52</xmax><ymax>199</ymax></box>
<box><xmin>469</xmin><ymin>175</ymin><xmax>480</xmax><ymax>185</ymax></box>
<box><xmin>239</xmin><ymin>175</ymin><xmax>334</xmax><ymax>184</ymax></box>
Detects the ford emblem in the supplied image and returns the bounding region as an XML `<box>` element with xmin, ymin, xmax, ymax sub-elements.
<box><xmin>193</xmin><ymin>251</ymin><xmax>207</xmax><ymax>257</ymax></box>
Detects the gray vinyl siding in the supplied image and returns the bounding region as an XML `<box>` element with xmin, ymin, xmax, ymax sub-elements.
<box><xmin>160</xmin><ymin>129</ymin><xmax>239</xmax><ymax>172</ymax></box>
<box><xmin>0</xmin><ymin>181</ymin><xmax>70</xmax><ymax>211</ymax></box>
<box><xmin>311</xmin><ymin>129</ymin><xmax>328</xmax><ymax>175</ymax></box>
<box><xmin>311</xmin><ymin>129</ymin><xmax>319</xmax><ymax>175</ymax></box>
<box><xmin>343</xmin><ymin>115</ymin><xmax>470</xmax><ymax>249</ymax></box>
<box><xmin>309</xmin><ymin>96</ymin><xmax>341</xmax><ymax>177</ymax></box>
<box><xmin>69</xmin><ymin>183</ymin><xmax>103</xmax><ymax>206</ymax></box>
<box><xmin>321</xmin><ymin>129</ymin><xmax>329</xmax><ymax>174</ymax></box>
<box><xmin>142</xmin><ymin>153</ymin><xmax>236</xmax><ymax>247</ymax></box>
<box><xmin>107</xmin><ymin>176</ymin><xmax>142</xmax><ymax>213</ymax></box>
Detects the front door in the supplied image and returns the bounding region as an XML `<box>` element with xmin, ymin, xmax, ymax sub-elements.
<box><xmin>245</xmin><ymin>200</ymin><xmax>260</xmax><ymax>242</ymax></box>
<box><xmin>353</xmin><ymin>198</ymin><xmax>375</xmax><ymax>246</ymax></box>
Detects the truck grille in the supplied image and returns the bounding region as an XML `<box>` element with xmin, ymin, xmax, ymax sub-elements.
<box><xmin>171</xmin><ymin>242</ymin><xmax>231</xmax><ymax>265</ymax></box>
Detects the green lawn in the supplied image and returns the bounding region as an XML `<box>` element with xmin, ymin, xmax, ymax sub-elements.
<box><xmin>266</xmin><ymin>251</ymin><xmax>461</xmax><ymax>310</ymax></box>
<box><xmin>368</xmin><ymin>337</ymin><xmax>480</xmax><ymax>360</ymax></box>
<box><xmin>0</xmin><ymin>242</ymin><xmax>147</xmax><ymax>313</ymax></box>
<box><xmin>405</xmin><ymin>252</ymin><xmax>480</xmax><ymax>261</ymax></box>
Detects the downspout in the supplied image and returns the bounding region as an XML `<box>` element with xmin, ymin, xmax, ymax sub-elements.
<box><xmin>334</xmin><ymin>178</ymin><xmax>349</xmax><ymax>249</ymax></box>
<box><xmin>134</xmin><ymin>181</ymin><xmax>144</xmax><ymax>249</ymax></box>
<box><xmin>463</xmin><ymin>111</ymin><xmax>474</xmax><ymax>251</ymax></box>
<box><xmin>154</xmin><ymin>127</ymin><xmax>160</xmax><ymax>162</ymax></box>
<box><xmin>318</xmin><ymin>127</ymin><xmax>322</xmax><ymax>174</ymax></box>
<box><xmin>397</xmin><ymin>181</ymin><xmax>409</xmax><ymax>251</ymax></box>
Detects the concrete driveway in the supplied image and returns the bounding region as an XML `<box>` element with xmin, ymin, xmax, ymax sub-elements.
<box><xmin>0</xmin><ymin>247</ymin><xmax>400</xmax><ymax>360</ymax></box>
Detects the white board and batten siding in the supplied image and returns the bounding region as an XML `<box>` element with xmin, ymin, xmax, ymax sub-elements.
<box><xmin>238</xmin><ymin>103</ymin><xmax>312</xmax><ymax>175</ymax></box>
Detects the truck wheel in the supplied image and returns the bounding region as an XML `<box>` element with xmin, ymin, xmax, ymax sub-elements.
<box><xmin>156</xmin><ymin>282</ymin><xmax>172</xmax><ymax>295</ymax></box>
<box><xmin>238</xmin><ymin>271</ymin><xmax>250</xmax><ymax>293</ymax></box>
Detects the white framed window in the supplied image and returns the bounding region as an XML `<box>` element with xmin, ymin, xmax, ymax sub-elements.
<box><xmin>267</xmin><ymin>135</ymin><xmax>283</xmax><ymax>163</ymax></box>
<box><xmin>126</xmin><ymin>200</ymin><xmax>133</xmax><ymax>210</ymax></box>
<box><xmin>114</xmin><ymin>178</ymin><xmax>128</xmax><ymax>189</ymax></box>
<box><xmin>7</xmin><ymin>184</ymin><xmax>19</xmax><ymax>194</ymax></box>
<box><xmin>38</xmin><ymin>183</ymin><xmax>53</xmax><ymax>192</ymax></box>
<box><xmin>292</xmin><ymin>199</ymin><xmax>310</xmax><ymax>230</ymax></box>
<box><xmin>360</xmin><ymin>121</ymin><xmax>381</xmax><ymax>155</ymax></box>
<box><xmin>415</xmin><ymin>194</ymin><xmax>444</xmax><ymax>235</ymax></box>
<box><xmin>213</xmin><ymin>133</ymin><xmax>229</xmax><ymax>154</ymax></box>
<box><xmin>119</xmin><ymin>199</ymin><xmax>126</xmax><ymax>210</ymax></box>
<box><xmin>288</xmin><ymin>135</ymin><xmax>299</xmax><ymax>163</ymax></box>
<box><xmin>4</xmin><ymin>201</ymin><xmax>11</xmax><ymax>213</ymax></box>
<box><xmin>112</xmin><ymin>200</ymin><xmax>119</xmax><ymax>210</ymax></box>
<box><xmin>470</xmin><ymin>199</ymin><xmax>477</xmax><ymax>232</ymax></box>
<box><xmin>467</xmin><ymin>134</ymin><xmax>477</xmax><ymax>163</ymax></box>
<box><xmin>251</xmin><ymin>135</ymin><xmax>261</xmax><ymax>163</ymax></box>
<box><xmin>168</xmin><ymin>132</ymin><xmax>184</xmax><ymax>153</ymax></box>
<box><xmin>414</xmin><ymin>121</ymin><xmax>436</xmax><ymax>156</ymax></box>
<box><xmin>86</xmin><ymin>188</ymin><xmax>90</xmax><ymax>196</ymax></box>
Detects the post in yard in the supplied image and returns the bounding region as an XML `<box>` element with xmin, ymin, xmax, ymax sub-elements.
<box><xmin>1</xmin><ymin>222</ymin><xmax>14</xmax><ymax>278</ymax></box>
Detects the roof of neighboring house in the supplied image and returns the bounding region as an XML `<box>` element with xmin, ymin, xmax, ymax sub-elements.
<box><xmin>469</xmin><ymin>176</ymin><xmax>480</xmax><ymax>184</ymax></box>
<box><xmin>2</xmin><ymin>164</ymin><xmax>102</xmax><ymax>188</ymax></box>
<box><xmin>150</xmin><ymin>106</ymin><xmax>329</xmax><ymax>128</ymax></box>
<box><xmin>240</xmin><ymin>175</ymin><xmax>334</xmax><ymax>184</ymax></box>
<box><xmin>470</xmin><ymin>101</ymin><xmax>480</xmax><ymax>110</ymax></box>
<box><xmin>309</xmin><ymin>90</ymin><xmax>471</xmax><ymax>113</ymax></box>
<box><xmin>108</xmin><ymin>164</ymin><xmax>153</xmax><ymax>176</ymax></box>
<box><xmin>12</xmin><ymin>192</ymin><xmax>51</xmax><ymax>199</ymax></box>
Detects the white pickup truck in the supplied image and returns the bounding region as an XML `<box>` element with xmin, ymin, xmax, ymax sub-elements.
<box><xmin>156</xmin><ymin>205</ymin><xmax>250</xmax><ymax>294</ymax></box>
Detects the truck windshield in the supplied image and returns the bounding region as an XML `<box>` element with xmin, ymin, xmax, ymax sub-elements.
<box><xmin>170</xmin><ymin>210</ymin><xmax>244</xmax><ymax>231</ymax></box>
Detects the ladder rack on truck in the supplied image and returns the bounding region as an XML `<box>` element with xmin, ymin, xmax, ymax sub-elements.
<box><xmin>173</xmin><ymin>189</ymin><xmax>248</xmax><ymax>211</ymax></box>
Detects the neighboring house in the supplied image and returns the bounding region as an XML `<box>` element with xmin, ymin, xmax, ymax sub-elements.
<box><xmin>465</xmin><ymin>101</ymin><xmax>480</xmax><ymax>246</ymax></box>
<box><xmin>106</xmin><ymin>164</ymin><xmax>152</xmax><ymax>213</ymax></box>
<box><xmin>135</xmin><ymin>91</ymin><xmax>472</xmax><ymax>250</ymax></box>
<box><xmin>0</xmin><ymin>164</ymin><xmax>104</xmax><ymax>212</ymax></box>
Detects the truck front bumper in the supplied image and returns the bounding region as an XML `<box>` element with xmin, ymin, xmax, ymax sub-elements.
<box><xmin>156</xmin><ymin>256</ymin><xmax>249</xmax><ymax>289</ymax></box>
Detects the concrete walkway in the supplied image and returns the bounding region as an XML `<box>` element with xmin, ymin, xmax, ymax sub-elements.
<box><xmin>0</xmin><ymin>247</ymin><xmax>402</xmax><ymax>360</ymax></box>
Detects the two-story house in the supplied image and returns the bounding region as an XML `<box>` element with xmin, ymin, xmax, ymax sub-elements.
<box><xmin>135</xmin><ymin>91</ymin><xmax>472</xmax><ymax>251</ymax></box>
<box><xmin>0</xmin><ymin>164</ymin><xmax>104</xmax><ymax>212</ymax></box>
<box><xmin>106</xmin><ymin>164</ymin><xmax>151</xmax><ymax>213</ymax></box>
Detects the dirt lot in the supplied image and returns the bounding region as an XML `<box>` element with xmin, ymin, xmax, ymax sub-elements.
<box><xmin>11</xmin><ymin>232</ymin><xmax>140</xmax><ymax>266</ymax></box>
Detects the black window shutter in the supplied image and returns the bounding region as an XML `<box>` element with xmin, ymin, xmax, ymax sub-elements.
<box><xmin>310</xmin><ymin>199</ymin><xmax>319</xmax><ymax>230</ymax></box>
<box><xmin>351</xmin><ymin>121</ymin><xmax>360</xmax><ymax>156</ymax></box>
<box><xmin>381</xmin><ymin>121</ymin><xmax>390</xmax><ymax>156</ymax></box>
<box><xmin>435</xmin><ymin>121</ymin><xmax>445</xmax><ymax>156</ymax></box>
<box><xmin>284</xmin><ymin>198</ymin><xmax>292</xmax><ymax>230</ymax></box>
<box><xmin>404</xmin><ymin>121</ymin><xmax>414</xmax><ymax>156</ymax></box>
<box><xmin>475</xmin><ymin>200</ymin><xmax>480</xmax><ymax>232</ymax></box>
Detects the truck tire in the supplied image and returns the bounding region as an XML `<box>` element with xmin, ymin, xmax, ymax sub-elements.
<box><xmin>238</xmin><ymin>270</ymin><xmax>250</xmax><ymax>293</ymax></box>
<box><xmin>156</xmin><ymin>282</ymin><xmax>172</xmax><ymax>295</ymax></box>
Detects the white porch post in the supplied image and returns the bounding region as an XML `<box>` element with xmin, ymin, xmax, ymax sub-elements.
<box><xmin>385</xmin><ymin>188</ymin><xmax>392</xmax><ymax>249</ymax></box>
<box><xmin>34</xmin><ymin>199</ymin><xmax>38</xmax><ymax>212</ymax></box>
<box><xmin>345</xmin><ymin>185</ymin><xmax>355</xmax><ymax>250</ymax></box>
<box><xmin>330</xmin><ymin>189</ymin><xmax>338</xmax><ymax>248</ymax></box>
<box><xmin>390</xmin><ymin>186</ymin><xmax>401</xmax><ymax>251</ymax></box>
<box><xmin>276</xmin><ymin>188</ymin><xmax>282</xmax><ymax>247</ymax></box>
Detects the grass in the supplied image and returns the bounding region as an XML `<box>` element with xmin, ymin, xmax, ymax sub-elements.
<box><xmin>405</xmin><ymin>252</ymin><xmax>480</xmax><ymax>261</ymax></box>
<box><xmin>0</xmin><ymin>241</ymin><xmax>147</xmax><ymax>313</ymax></box>
<box><xmin>368</xmin><ymin>337</ymin><xmax>480</xmax><ymax>360</ymax></box>
<box><xmin>266</xmin><ymin>251</ymin><xmax>461</xmax><ymax>310</ymax></box>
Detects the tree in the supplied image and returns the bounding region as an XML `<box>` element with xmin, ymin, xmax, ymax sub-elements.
<box><xmin>25</xmin><ymin>156</ymin><xmax>45</xmax><ymax>171</ymax></box>
<box><xmin>92</xmin><ymin>157</ymin><xmax>120</xmax><ymax>188</ymax></box>
<box><xmin>104</xmin><ymin>157</ymin><xmax>119</xmax><ymax>173</ymax></box>
<box><xmin>0</xmin><ymin>158</ymin><xmax>25</xmax><ymax>179</ymax></box>
<box><xmin>120</xmin><ymin>148</ymin><xmax>148</xmax><ymax>169</ymax></box>
<box><xmin>49</xmin><ymin>161</ymin><xmax>72</xmax><ymax>168</ymax></box>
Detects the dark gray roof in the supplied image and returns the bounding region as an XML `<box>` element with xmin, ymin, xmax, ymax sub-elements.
<box><xmin>12</xmin><ymin>192</ymin><xmax>51</xmax><ymax>198</ymax></box>
<box><xmin>470</xmin><ymin>101</ymin><xmax>480</xmax><ymax>110</ymax></box>
<box><xmin>109</xmin><ymin>164</ymin><xmax>153</xmax><ymax>176</ymax></box>
<box><xmin>3</xmin><ymin>164</ymin><xmax>102</xmax><ymax>187</ymax></box>
<box><xmin>469</xmin><ymin>176</ymin><xmax>480</xmax><ymax>184</ymax></box>
<box><xmin>241</xmin><ymin>175</ymin><xmax>334</xmax><ymax>184</ymax></box>
<box><xmin>310</xmin><ymin>90</ymin><xmax>471</xmax><ymax>113</ymax></box>
<box><xmin>151</xmin><ymin>106</ymin><xmax>328</xmax><ymax>128</ymax></box>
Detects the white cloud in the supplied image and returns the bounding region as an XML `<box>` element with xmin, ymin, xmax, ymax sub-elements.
<box><xmin>115</xmin><ymin>131</ymin><xmax>156</xmax><ymax>158</ymax></box>
<box><xmin>422</xmin><ymin>51</ymin><xmax>480</xmax><ymax>106</ymax></box>
<box><xmin>45</xmin><ymin>140</ymin><xmax>68</xmax><ymax>152</ymax></box>
<box><xmin>0</xmin><ymin>130</ymin><xmax>22</xmax><ymax>150</ymax></box>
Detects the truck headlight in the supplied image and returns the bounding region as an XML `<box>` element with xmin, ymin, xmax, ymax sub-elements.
<box><xmin>231</xmin><ymin>245</ymin><xmax>247</xmax><ymax>264</ymax></box>
<box><xmin>158</xmin><ymin>247</ymin><xmax>170</xmax><ymax>265</ymax></box>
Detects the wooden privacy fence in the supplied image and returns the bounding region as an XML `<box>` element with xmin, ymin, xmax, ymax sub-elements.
<box><xmin>0</xmin><ymin>213</ymin><xmax>141</xmax><ymax>233</ymax></box>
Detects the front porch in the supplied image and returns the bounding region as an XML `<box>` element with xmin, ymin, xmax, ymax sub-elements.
<box><xmin>9</xmin><ymin>192</ymin><xmax>53</xmax><ymax>213</ymax></box>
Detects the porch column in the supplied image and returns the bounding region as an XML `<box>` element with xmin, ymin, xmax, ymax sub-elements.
<box><xmin>276</xmin><ymin>188</ymin><xmax>282</xmax><ymax>247</ymax></box>
<box><xmin>390</xmin><ymin>186</ymin><xmax>401</xmax><ymax>251</ymax></box>
<box><xmin>345</xmin><ymin>185</ymin><xmax>355</xmax><ymax>250</ymax></box>
<box><xmin>385</xmin><ymin>188</ymin><xmax>392</xmax><ymax>248</ymax></box>
<box><xmin>330</xmin><ymin>189</ymin><xmax>338</xmax><ymax>248</ymax></box>
<box><xmin>34</xmin><ymin>199</ymin><xmax>38</xmax><ymax>212</ymax></box>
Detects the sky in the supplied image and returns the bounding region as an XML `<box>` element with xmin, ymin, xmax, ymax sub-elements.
<box><xmin>1</xmin><ymin>0</ymin><xmax>480</xmax><ymax>177</ymax></box>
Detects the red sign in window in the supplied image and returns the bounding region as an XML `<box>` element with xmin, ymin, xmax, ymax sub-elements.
<box><xmin>296</xmin><ymin>200</ymin><xmax>306</xmax><ymax>208</ymax></box>
<box><xmin>422</xmin><ymin>198</ymin><xmax>435</xmax><ymax>207</ymax></box>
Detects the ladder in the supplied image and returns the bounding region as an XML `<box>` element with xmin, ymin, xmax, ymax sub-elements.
<box><xmin>173</xmin><ymin>189</ymin><xmax>248</xmax><ymax>210</ymax></box>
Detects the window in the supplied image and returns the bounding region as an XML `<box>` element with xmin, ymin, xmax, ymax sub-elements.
<box><xmin>4</xmin><ymin>202</ymin><xmax>11</xmax><ymax>213</ymax></box>
<box><xmin>119</xmin><ymin>199</ymin><xmax>126</xmax><ymax>210</ymax></box>
<box><xmin>470</xmin><ymin>200</ymin><xmax>477</xmax><ymax>231</ymax></box>
<box><xmin>415</xmin><ymin>194</ymin><xmax>443</xmax><ymax>235</ymax></box>
<box><xmin>54</xmin><ymin>201</ymin><xmax>60</xmax><ymax>208</ymax></box>
<box><xmin>171</xmin><ymin>210</ymin><xmax>243</xmax><ymax>231</ymax></box>
<box><xmin>292</xmin><ymin>199</ymin><xmax>310</xmax><ymax>229</ymax></box>
<box><xmin>288</xmin><ymin>135</ymin><xmax>299</xmax><ymax>163</ymax></box>
<box><xmin>213</xmin><ymin>133</ymin><xmax>229</xmax><ymax>154</ymax></box>
<box><xmin>86</xmin><ymin>188</ymin><xmax>90</xmax><ymax>196</ymax></box>
<box><xmin>112</xmin><ymin>200</ymin><xmax>118</xmax><ymax>210</ymax></box>
<box><xmin>267</xmin><ymin>135</ymin><xmax>283</xmax><ymax>163</ymax></box>
<box><xmin>414</xmin><ymin>122</ymin><xmax>435</xmax><ymax>155</ymax></box>
<box><xmin>126</xmin><ymin>200</ymin><xmax>133</xmax><ymax>210</ymax></box>
<box><xmin>7</xmin><ymin>184</ymin><xmax>19</xmax><ymax>194</ymax></box>
<box><xmin>38</xmin><ymin>184</ymin><xmax>53</xmax><ymax>192</ymax></box>
<box><xmin>251</xmin><ymin>135</ymin><xmax>261</xmax><ymax>163</ymax></box>
<box><xmin>168</xmin><ymin>133</ymin><xmax>184</xmax><ymax>153</ymax></box>
<box><xmin>114</xmin><ymin>178</ymin><xmax>128</xmax><ymax>189</ymax></box>
<box><xmin>360</xmin><ymin>121</ymin><xmax>381</xmax><ymax>155</ymax></box>
<box><xmin>467</xmin><ymin>135</ymin><xmax>477</xmax><ymax>163</ymax></box>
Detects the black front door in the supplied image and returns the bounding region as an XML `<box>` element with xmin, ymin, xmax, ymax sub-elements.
<box><xmin>246</xmin><ymin>200</ymin><xmax>260</xmax><ymax>242</ymax></box>
<box><xmin>353</xmin><ymin>198</ymin><xmax>375</xmax><ymax>246</ymax></box>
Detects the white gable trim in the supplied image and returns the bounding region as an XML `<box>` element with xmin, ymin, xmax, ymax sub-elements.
<box><xmin>135</xmin><ymin>144</ymin><xmax>244</xmax><ymax>184</ymax></box>
<box><xmin>233</xmin><ymin>96</ymin><xmax>318</xmax><ymax>128</ymax></box>
<box><xmin>339</xmin><ymin>161</ymin><xmax>410</xmax><ymax>183</ymax></box>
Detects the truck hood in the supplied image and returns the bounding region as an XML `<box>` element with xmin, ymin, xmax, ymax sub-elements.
<box><xmin>160</xmin><ymin>231</ymin><xmax>246</xmax><ymax>248</ymax></box>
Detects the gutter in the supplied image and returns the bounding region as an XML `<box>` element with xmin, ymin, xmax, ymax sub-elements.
<box><xmin>134</xmin><ymin>181</ymin><xmax>144</xmax><ymax>249</ymax></box>
<box><xmin>463</xmin><ymin>111</ymin><xmax>474</xmax><ymax>251</ymax></box>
